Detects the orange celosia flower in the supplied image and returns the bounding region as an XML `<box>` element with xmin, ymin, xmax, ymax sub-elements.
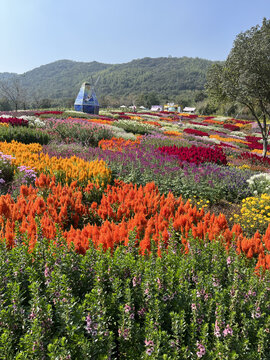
<box><xmin>98</xmin><ymin>137</ymin><xmax>141</xmax><ymax>152</ymax></box>
<box><xmin>164</xmin><ymin>131</ymin><xmax>182</xmax><ymax>136</ymax></box>
<box><xmin>1</xmin><ymin>171</ymin><xmax>270</xmax><ymax>271</ymax></box>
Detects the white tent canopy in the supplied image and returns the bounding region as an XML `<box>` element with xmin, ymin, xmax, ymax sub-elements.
<box><xmin>183</xmin><ymin>107</ymin><xmax>196</xmax><ymax>113</ymax></box>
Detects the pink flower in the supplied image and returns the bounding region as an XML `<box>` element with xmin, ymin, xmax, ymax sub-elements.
<box><xmin>196</xmin><ymin>343</ymin><xmax>206</xmax><ymax>358</ymax></box>
<box><xmin>223</xmin><ymin>325</ymin><xmax>233</xmax><ymax>337</ymax></box>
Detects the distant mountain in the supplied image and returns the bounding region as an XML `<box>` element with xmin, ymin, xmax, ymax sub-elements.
<box><xmin>0</xmin><ymin>57</ymin><xmax>218</xmax><ymax>103</ymax></box>
<box><xmin>0</xmin><ymin>72</ymin><xmax>18</xmax><ymax>80</ymax></box>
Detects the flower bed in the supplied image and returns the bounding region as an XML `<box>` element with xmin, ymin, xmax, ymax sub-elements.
<box><xmin>35</xmin><ymin>111</ymin><xmax>63</xmax><ymax>116</ymax></box>
<box><xmin>240</xmin><ymin>152</ymin><xmax>270</xmax><ymax>166</ymax></box>
<box><xmin>158</xmin><ymin>145</ymin><xmax>227</xmax><ymax>165</ymax></box>
<box><xmin>98</xmin><ymin>137</ymin><xmax>141</xmax><ymax>151</ymax></box>
<box><xmin>223</xmin><ymin>124</ymin><xmax>241</xmax><ymax>131</ymax></box>
<box><xmin>0</xmin><ymin>109</ymin><xmax>270</xmax><ymax>358</ymax></box>
<box><xmin>0</xmin><ymin>141</ymin><xmax>111</xmax><ymax>186</ymax></box>
<box><xmin>0</xmin><ymin>174</ymin><xmax>269</xmax><ymax>271</ymax></box>
<box><xmin>0</xmin><ymin>116</ymin><xmax>28</xmax><ymax>126</ymax></box>
<box><xmin>183</xmin><ymin>128</ymin><xmax>210</xmax><ymax>137</ymax></box>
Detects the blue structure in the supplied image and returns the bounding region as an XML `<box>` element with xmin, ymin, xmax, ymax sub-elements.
<box><xmin>74</xmin><ymin>82</ymin><xmax>99</xmax><ymax>114</ymax></box>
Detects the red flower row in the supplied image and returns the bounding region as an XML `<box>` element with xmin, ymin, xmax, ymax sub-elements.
<box><xmin>181</xmin><ymin>114</ymin><xmax>198</xmax><ymax>119</ymax></box>
<box><xmin>240</xmin><ymin>152</ymin><xmax>270</xmax><ymax>165</ymax></box>
<box><xmin>158</xmin><ymin>145</ymin><xmax>227</xmax><ymax>165</ymax></box>
<box><xmin>189</xmin><ymin>121</ymin><xmax>208</xmax><ymax>127</ymax></box>
<box><xmin>0</xmin><ymin>117</ymin><xmax>28</xmax><ymax>126</ymax></box>
<box><xmin>223</xmin><ymin>124</ymin><xmax>240</xmax><ymax>131</ymax></box>
<box><xmin>34</xmin><ymin>111</ymin><xmax>63</xmax><ymax>116</ymax></box>
<box><xmin>245</xmin><ymin>136</ymin><xmax>270</xmax><ymax>151</ymax></box>
<box><xmin>118</xmin><ymin>115</ymin><xmax>131</xmax><ymax>120</ymax></box>
<box><xmin>183</xmin><ymin>128</ymin><xmax>209</xmax><ymax>137</ymax></box>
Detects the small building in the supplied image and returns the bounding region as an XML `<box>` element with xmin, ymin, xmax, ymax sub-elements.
<box><xmin>183</xmin><ymin>107</ymin><xmax>196</xmax><ymax>114</ymax></box>
<box><xmin>74</xmin><ymin>82</ymin><xmax>99</xmax><ymax>114</ymax></box>
<box><xmin>164</xmin><ymin>103</ymin><xmax>181</xmax><ymax>112</ymax></box>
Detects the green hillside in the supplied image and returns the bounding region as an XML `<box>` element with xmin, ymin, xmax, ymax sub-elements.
<box><xmin>0</xmin><ymin>57</ymin><xmax>218</xmax><ymax>106</ymax></box>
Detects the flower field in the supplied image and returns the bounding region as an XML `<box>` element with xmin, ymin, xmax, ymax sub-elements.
<box><xmin>0</xmin><ymin>109</ymin><xmax>270</xmax><ymax>359</ymax></box>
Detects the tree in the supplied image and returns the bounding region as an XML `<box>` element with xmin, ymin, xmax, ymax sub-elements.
<box><xmin>207</xmin><ymin>18</ymin><xmax>270</xmax><ymax>157</ymax></box>
<box><xmin>0</xmin><ymin>76</ymin><xmax>26</xmax><ymax>111</ymax></box>
<box><xmin>194</xmin><ymin>90</ymin><xmax>207</xmax><ymax>103</ymax></box>
<box><xmin>136</xmin><ymin>92</ymin><xmax>160</xmax><ymax>108</ymax></box>
<box><xmin>0</xmin><ymin>97</ymin><xmax>11</xmax><ymax>111</ymax></box>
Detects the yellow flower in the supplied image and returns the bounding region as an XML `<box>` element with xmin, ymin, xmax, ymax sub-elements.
<box><xmin>0</xmin><ymin>140</ymin><xmax>111</xmax><ymax>186</ymax></box>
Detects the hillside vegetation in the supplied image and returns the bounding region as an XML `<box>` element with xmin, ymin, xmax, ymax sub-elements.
<box><xmin>0</xmin><ymin>57</ymin><xmax>217</xmax><ymax>106</ymax></box>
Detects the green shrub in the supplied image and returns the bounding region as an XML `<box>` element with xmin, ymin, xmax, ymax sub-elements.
<box><xmin>0</xmin><ymin>126</ymin><xmax>50</xmax><ymax>145</ymax></box>
<box><xmin>0</xmin><ymin>154</ymin><xmax>17</xmax><ymax>192</ymax></box>
<box><xmin>63</xmin><ymin>111</ymin><xmax>98</xmax><ymax>119</ymax></box>
<box><xmin>52</xmin><ymin>123</ymin><xmax>113</xmax><ymax>147</ymax></box>
<box><xmin>114</xmin><ymin>120</ymin><xmax>158</xmax><ymax>135</ymax></box>
<box><xmin>246</xmin><ymin>173</ymin><xmax>270</xmax><ymax>195</ymax></box>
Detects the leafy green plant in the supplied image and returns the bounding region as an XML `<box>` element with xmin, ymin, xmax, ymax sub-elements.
<box><xmin>52</xmin><ymin>122</ymin><xmax>113</xmax><ymax>147</ymax></box>
<box><xmin>246</xmin><ymin>173</ymin><xmax>270</xmax><ymax>195</ymax></box>
<box><xmin>114</xmin><ymin>120</ymin><xmax>158</xmax><ymax>135</ymax></box>
<box><xmin>0</xmin><ymin>225</ymin><xmax>269</xmax><ymax>359</ymax></box>
<box><xmin>0</xmin><ymin>153</ymin><xmax>17</xmax><ymax>191</ymax></box>
<box><xmin>0</xmin><ymin>126</ymin><xmax>50</xmax><ymax>145</ymax></box>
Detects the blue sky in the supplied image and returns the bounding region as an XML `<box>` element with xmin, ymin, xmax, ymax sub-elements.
<box><xmin>0</xmin><ymin>0</ymin><xmax>269</xmax><ymax>74</ymax></box>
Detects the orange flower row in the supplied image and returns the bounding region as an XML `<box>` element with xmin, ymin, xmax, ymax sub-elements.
<box><xmin>87</xmin><ymin>119</ymin><xmax>112</xmax><ymax>125</ymax></box>
<box><xmin>203</xmin><ymin>119</ymin><xmax>225</xmax><ymax>125</ymax></box>
<box><xmin>160</xmin><ymin>117</ymin><xmax>176</xmax><ymax>122</ymax></box>
<box><xmin>98</xmin><ymin>137</ymin><xmax>141</xmax><ymax>151</ymax></box>
<box><xmin>209</xmin><ymin>134</ymin><xmax>248</xmax><ymax>144</ymax></box>
<box><xmin>0</xmin><ymin>175</ymin><xmax>269</xmax><ymax>270</ymax></box>
<box><xmin>164</xmin><ymin>131</ymin><xmax>182</xmax><ymax>136</ymax></box>
<box><xmin>234</xmin><ymin>123</ymin><xmax>251</xmax><ymax>128</ymax></box>
<box><xmin>142</xmin><ymin>120</ymin><xmax>162</xmax><ymax>127</ymax></box>
<box><xmin>66</xmin><ymin>117</ymin><xmax>112</xmax><ymax>125</ymax></box>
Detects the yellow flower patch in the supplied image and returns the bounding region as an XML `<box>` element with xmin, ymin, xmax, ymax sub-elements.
<box><xmin>234</xmin><ymin>193</ymin><xmax>270</xmax><ymax>236</ymax></box>
<box><xmin>0</xmin><ymin>140</ymin><xmax>111</xmax><ymax>186</ymax></box>
<box><xmin>209</xmin><ymin>134</ymin><xmax>248</xmax><ymax>144</ymax></box>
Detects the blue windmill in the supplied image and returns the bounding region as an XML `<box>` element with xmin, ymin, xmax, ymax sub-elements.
<box><xmin>74</xmin><ymin>76</ymin><xmax>100</xmax><ymax>114</ymax></box>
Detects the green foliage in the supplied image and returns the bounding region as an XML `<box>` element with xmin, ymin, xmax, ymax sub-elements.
<box><xmin>114</xmin><ymin>120</ymin><xmax>157</xmax><ymax>135</ymax></box>
<box><xmin>63</xmin><ymin>111</ymin><xmax>99</xmax><ymax>119</ymax></box>
<box><xmin>207</xmin><ymin>18</ymin><xmax>270</xmax><ymax>156</ymax></box>
<box><xmin>0</xmin><ymin>230</ymin><xmax>269</xmax><ymax>359</ymax></box>
<box><xmin>0</xmin><ymin>126</ymin><xmax>50</xmax><ymax>145</ymax></box>
<box><xmin>51</xmin><ymin>122</ymin><xmax>114</xmax><ymax>147</ymax></box>
<box><xmin>0</xmin><ymin>57</ymin><xmax>217</xmax><ymax>107</ymax></box>
<box><xmin>197</xmin><ymin>101</ymin><xmax>218</xmax><ymax>116</ymax></box>
<box><xmin>0</xmin><ymin>155</ymin><xmax>17</xmax><ymax>190</ymax></box>
<box><xmin>0</xmin><ymin>159</ymin><xmax>37</xmax><ymax>197</ymax></box>
<box><xmin>136</xmin><ymin>92</ymin><xmax>160</xmax><ymax>108</ymax></box>
<box><xmin>0</xmin><ymin>97</ymin><xmax>11</xmax><ymax>111</ymax></box>
<box><xmin>246</xmin><ymin>173</ymin><xmax>270</xmax><ymax>196</ymax></box>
